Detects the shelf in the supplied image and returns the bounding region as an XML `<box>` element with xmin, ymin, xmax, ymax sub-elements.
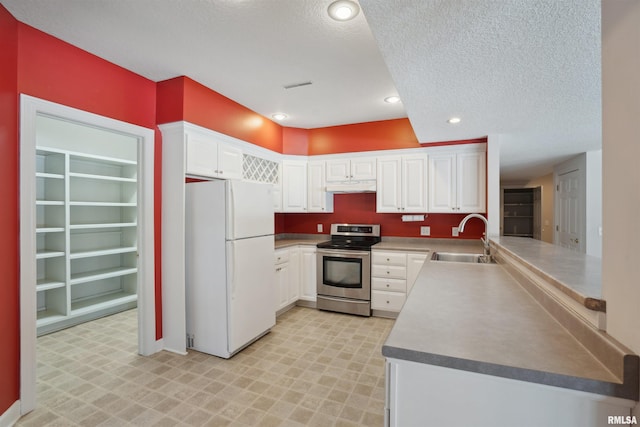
<box><xmin>69</xmin><ymin>172</ymin><xmax>136</xmax><ymax>183</ymax></box>
<box><xmin>504</xmin><ymin>216</ymin><xmax>534</xmax><ymax>219</ymax></box>
<box><xmin>504</xmin><ymin>233</ymin><xmax>534</xmax><ymax>237</ymax></box>
<box><xmin>503</xmin><ymin>203</ymin><xmax>533</xmax><ymax>207</ymax></box>
<box><xmin>70</xmin><ymin>266</ymin><xmax>137</xmax><ymax>285</ymax></box>
<box><xmin>70</xmin><ymin>201</ymin><xmax>137</xmax><ymax>207</ymax></box>
<box><xmin>36</xmin><ymin>279</ymin><xmax>66</xmax><ymax>292</ymax></box>
<box><xmin>70</xmin><ymin>291</ymin><xmax>137</xmax><ymax>314</ymax></box>
<box><xmin>36</xmin><ymin>250</ymin><xmax>65</xmax><ymax>260</ymax></box>
<box><xmin>36</xmin><ymin>309</ymin><xmax>67</xmax><ymax>324</ymax></box>
<box><xmin>70</xmin><ymin>246</ymin><xmax>137</xmax><ymax>259</ymax></box>
<box><xmin>36</xmin><ymin>227</ymin><xmax>65</xmax><ymax>233</ymax></box>
<box><xmin>70</xmin><ymin>222</ymin><xmax>137</xmax><ymax>230</ymax></box>
<box><xmin>36</xmin><ymin>200</ymin><xmax>64</xmax><ymax>206</ymax></box>
<box><xmin>36</xmin><ymin>172</ymin><xmax>64</xmax><ymax>180</ymax></box>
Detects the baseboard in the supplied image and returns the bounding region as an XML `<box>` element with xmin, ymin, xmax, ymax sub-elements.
<box><xmin>154</xmin><ymin>338</ymin><xmax>165</xmax><ymax>354</ymax></box>
<box><xmin>0</xmin><ymin>401</ymin><xmax>21</xmax><ymax>427</ymax></box>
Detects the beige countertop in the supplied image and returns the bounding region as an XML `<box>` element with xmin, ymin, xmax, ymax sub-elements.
<box><xmin>491</xmin><ymin>236</ymin><xmax>603</xmax><ymax>307</ymax></box>
<box><xmin>374</xmin><ymin>237</ymin><xmax>484</xmax><ymax>253</ymax></box>
<box><xmin>383</xmin><ymin>251</ymin><xmax>638</xmax><ymax>400</ymax></box>
<box><xmin>274</xmin><ymin>234</ymin><xmax>328</xmax><ymax>249</ymax></box>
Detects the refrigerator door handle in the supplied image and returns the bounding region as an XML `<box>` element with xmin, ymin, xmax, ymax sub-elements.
<box><xmin>228</xmin><ymin>242</ymin><xmax>235</xmax><ymax>301</ymax></box>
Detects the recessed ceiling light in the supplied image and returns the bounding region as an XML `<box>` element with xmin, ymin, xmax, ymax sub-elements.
<box><xmin>447</xmin><ymin>117</ymin><xmax>461</xmax><ymax>124</ymax></box>
<box><xmin>328</xmin><ymin>0</ymin><xmax>360</xmax><ymax>21</ymax></box>
<box><xmin>272</xmin><ymin>113</ymin><xmax>288</xmax><ymax>121</ymax></box>
<box><xmin>384</xmin><ymin>96</ymin><xmax>401</xmax><ymax>104</ymax></box>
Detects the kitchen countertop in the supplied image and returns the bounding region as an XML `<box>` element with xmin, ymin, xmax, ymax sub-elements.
<box><xmin>382</xmin><ymin>252</ymin><xmax>639</xmax><ymax>400</ymax></box>
<box><xmin>374</xmin><ymin>237</ymin><xmax>484</xmax><ymax>253</ymax></box>
<box><xmin>274</xmin><ymin>234</ymin><xmax>328</xmax><ymax>249</ymax></box>
<box><xmin>491</xmin><ymin>236</ymin><xmax>603</xmax><ymax>308</ymax></box>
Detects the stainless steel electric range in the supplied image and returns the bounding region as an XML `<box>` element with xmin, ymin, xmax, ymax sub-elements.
<box><xmin>316</xmin><ymin>224</ymin><xmax>381</xmax><ymax>316</ymax></box>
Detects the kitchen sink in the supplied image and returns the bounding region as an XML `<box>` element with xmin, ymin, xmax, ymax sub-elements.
<box><xmin>431</xmin><ymin>252</ymin><xmax>495</xmax><ymax>264</ymax></box>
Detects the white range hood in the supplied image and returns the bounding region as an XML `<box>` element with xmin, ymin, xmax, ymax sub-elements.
<box><xmin>325</xmin><ymin>181</ymin><xmax>377</xmax><ymax>193</ymax></box>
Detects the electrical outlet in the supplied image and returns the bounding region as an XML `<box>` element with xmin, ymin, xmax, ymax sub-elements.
<box><xmin>452</xmin><ymin>227</ymin><xmax>459</xmax><ymax>237</ymax></box>
<box><xmin>317</xmin><ymin>224</ymin><xmax>323</xmax><ymax>233</ymax></box>
<box><xmin>420</xmin><ymin>226</ymin><xmax>431</xmax><ymax>236</ymax></box>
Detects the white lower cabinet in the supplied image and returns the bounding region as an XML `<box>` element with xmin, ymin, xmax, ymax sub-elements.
<box><xmin>275</xmin><ymin>244</ymin><xmax>317</xmax><ymax>313</ymax></box>
<box><xmin>299</xmin><ymin>246</ymin><xmax>317</xmax><ymax>302</ymax></box>
<box><xmin>386</xmin><ymin>358</ymin><xmax>635</xmax><ymax>427</ymax></box>
<box><xmin>371</xmin><ymin>250</ymin><xmax>427</xmax><ymax>315</ymax></box>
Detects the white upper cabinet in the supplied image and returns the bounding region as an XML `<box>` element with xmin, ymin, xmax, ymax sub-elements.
<box><xmin>282</xmin><ymin>160</ymin><xmax>308</xmax><ymax>212</ymax></box>
<box><xmin>428</xmin><ymin>148</ymin><xmax>486</xmax><ymax>213</ymax></box>
<box><xmin>377</xmin><ymin>154</ymin><xmax>428</xmax><ymax>213</ymax></box>
<box><xmin>185</xmin><ymin>132</ymin><xmax>243</xmax><ymax>180</ymax></box>
<box><xmin>326</xmin><ymin>157</ymin><xmax>376</xmax><ymax>182</ymax></box>
<box><xmin>307</xmin><ymin>161</ymin><xmax>333</xmax><ymax>213</ymax></box>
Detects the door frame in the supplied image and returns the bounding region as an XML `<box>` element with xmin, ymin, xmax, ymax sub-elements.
<box><xmin>19</xmin><ymin>95</ymin><xmax>157</xmax><ymax>414</ymax></box>
<box><xmin>554</xmin><ymin>156</ymin><xmax>586</xmax><ymax>252</ymax></box>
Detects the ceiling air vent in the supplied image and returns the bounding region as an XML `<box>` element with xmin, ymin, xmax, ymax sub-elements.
<box><xmin>283</xmin><ymin>81</ymin><xmax>313</xmax><ymax>90</ymax></box>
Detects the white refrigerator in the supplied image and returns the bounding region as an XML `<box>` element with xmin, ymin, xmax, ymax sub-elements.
<box><xmin>185</xmin><ymin>180</ymin><xmax>276</xmax><ymax>359</ymax></box>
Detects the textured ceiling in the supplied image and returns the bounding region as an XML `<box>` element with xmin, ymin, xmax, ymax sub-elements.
<box><xmin>1</xmin><ymin>0</ymin><xmax>602</xmax><ymax>181</ymax></box>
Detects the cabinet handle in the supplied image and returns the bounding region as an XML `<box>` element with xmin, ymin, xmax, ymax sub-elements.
<box><xmin>386</xmin><ymin>300</ymin><xmax>390</xmax><ymax>304</ymax></box>
<box><xmin>386</xmin><ymin>271</ymin><xmax>390</xmax><ymax>274</ymax></box>
<box><xmin>386</xmin><ymin>258</ymin><xmax>390</xmax><ymax>261</ymax></box>
<box><xmin>386</xmin><ymin>284</ymin><xmax>390</xmax><ymax>288</ymax></box>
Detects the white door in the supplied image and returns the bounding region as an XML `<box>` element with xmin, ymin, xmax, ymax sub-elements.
<box><xmin>227</xmin><ymin>180</ymin><xmax>274</xmax><ymax>240</ymax></box>
<box><xmin>428</xmin><ymin>154</ymin><xmax>456</xmax><ymax>212</ymax></box>
<box><xmin>557</xmin><ymin>170</ymin><xmax>581</xmax><ymax>251</ymax></box>
<box><xmin>217</xmin><ymin>144</ymin><xmax>243</xmax><ymax>180</ymax></box>
<box><xmin>326</xmin><ymin>159</ymin><xmax>351</xmax><ymax>182</ymax></box>
<box><xmin>351</xmin><ymin>157</ymin><xmax>377</xmax><ymax>180</ymax></box>
<box><xmin>457</xmin><ymin>151</ymin><xmax>486</xmax><ymax>213</ymax></box>
<box><xmin>186</xmin><ymin>135</ymin><xmax>219</xmax><ymax>177</ymax></box>
<box><xmin>377</xmin><ymin>157</ymin><xmax>402</xmax><ymax>212</ymax></box>
<box><xmin>402</xmin><ymin>155</ymin><xmax>428</xmax><ymax>213</ymax></box>
<box><xmin>282</xmin><ymin>161</ymin><xmax>308</xmax><ymax>212</ymax></box>
<box><xmin>227</xmin><ymin>235</ymin><xmax>276</xmax><ymax>354</ymax></box>
<box><xmin>307</xmin><ymin>161</ymin><xmax>326</xmax><ymax>212</ymax></box>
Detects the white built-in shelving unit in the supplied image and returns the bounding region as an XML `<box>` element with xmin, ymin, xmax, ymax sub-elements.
<box><xmin>35</xmin><ymin>143</ymin><xmax>139</xmax><ymax>335</ymax></box>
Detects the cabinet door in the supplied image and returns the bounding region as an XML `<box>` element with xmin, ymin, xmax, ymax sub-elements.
<box><xmin>307</xmin><ymin>161</ymin><xmax>332</xmax><ymax>212</ymax></box>
<box><xmin>428</xmin><ymin>153</ymin><xmax>456</xmax><ymax>213</ymax></box>
<box><xmin>282</xmin><ymin>161</ymin><xmax>308</xmax><ymax>212</ymax></box>
<box><xmin>217</xmin><ymin>144</ymin><xmax>243</xmax><ymax>180</ymax></box>
<box><xmin>288</xmin><ymin>247</ymin><xmax>301</xmax><ymax>305</ymax></box>
<box><xmin>300</xmin><ymin>247</ymin><xmax>317</xmax><ymax>301</ymax></box>
<box><xmin>376</xmin><ymin>157</ymin><xmax>402</xmax><ymax>212</ymax></box>
<box><xmin>351</xmin><ymin>157</ymin><xmax>377</xmax><ymax>181</ymax></box>
<box><xmin>406</xmin><ymin>252</ymin><xmax>428</xmax><ymax>293</ymax></box>
<box><xmin>185</xmin><ymin>135</ymin><xmax>219</xmax><ymax>178</ymax></box>
<box><xmin>457</xmin><ymin>151</ymin><xmax>486</xmax><ymax>213</ymax></box>
<box><xmin>326</xmin><ymin>159</ymin><xmax>351</xmax><ymax>182</ymax></box>
<box><xmin>402</xmin><ymin>155</ymin><xmax>428</xmax><ymax>213</ymax></box>
<box><xmin>275</xmin><ymin>261</ymin><xmax>290</xmax><ymax>311</ymax></box>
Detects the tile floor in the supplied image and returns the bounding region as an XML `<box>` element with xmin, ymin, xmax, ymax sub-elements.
<box><xmin>17</xmin><ymin>306</ymin><xmax>395</xmax><ymax>426</ymax></box>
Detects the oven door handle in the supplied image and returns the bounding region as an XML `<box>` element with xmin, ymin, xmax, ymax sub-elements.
<box><xmin>317</xmin><ymin>249</ymin><xmax>370</xmax><ymax>257</ymax></box>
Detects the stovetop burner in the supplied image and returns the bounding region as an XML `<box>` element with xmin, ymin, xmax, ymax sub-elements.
<box><xmin>317</xmin><ymin>224</ymin><xmax>381</xmax><ymax>251</ymax></box>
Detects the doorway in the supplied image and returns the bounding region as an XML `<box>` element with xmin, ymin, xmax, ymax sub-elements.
<box><xmin>556</xmin><ymin>169</ymin><xmax>582</xmax><ymax>252</ymax></box>
<box><xmin>19</xmin><ymin>95</ymin><xmax>157</xmax><ymax>414</ymax></box>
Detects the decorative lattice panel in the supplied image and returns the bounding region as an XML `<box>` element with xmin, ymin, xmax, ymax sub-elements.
<box><xmin>243</xmin><ymin>154</ymin><xmax>279</xmax><ymax>184</ymax></box>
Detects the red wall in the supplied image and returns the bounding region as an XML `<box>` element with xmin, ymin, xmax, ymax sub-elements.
<box><xmin>157</xmin><ymin>76</ymin><xmax>283</xmax><ymax>152</ymax></box>
<box><xmin>275</xmin><ymin>193</ymin><xmax>486</xmax><ymax>239</ymax></box>
<box><xmin>307</xmin><ymin>118</ymin><xmax>420</xmax><ymax>155</ymax></box>
<box><xmin>0</xmin><ymin>4</ymin><xmax>20</xmax><ymax>415</ymax></box>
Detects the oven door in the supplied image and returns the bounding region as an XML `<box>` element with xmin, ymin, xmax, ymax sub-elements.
<box><xmin>317</xmin><ymin>249</ymin><xmax>371</xmax><ymax>300</ymax></box>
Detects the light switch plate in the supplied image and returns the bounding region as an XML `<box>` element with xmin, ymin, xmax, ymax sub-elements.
<box><xmin>420</xmin><ymin>226</ymin><xmax>431</xmax><ymax>236</ymax></box>
<box><xmin>317</xmin><ymin>224</ymin><xmax>323</xmax><ymax>233</ymax></box>
<box><xmin>452</xmin><ymin>227</ymin><xmax>459</xmax><ymax>237</ymax></box>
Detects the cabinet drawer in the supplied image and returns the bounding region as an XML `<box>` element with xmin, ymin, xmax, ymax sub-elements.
<box><xmin>372</xmin><ymin>264</ymin><xmax>407</xmax><ymax>280</ymax></box>
<box><xmin>274</xmin><ymin>250</ymin><xmax>289</xmax><ymax>265</ymax></box>
<box><xmin>372</xmin><ymin>251</ymin><xmax>407</xmax><ymax>266</ymax></box>
<box><xmin>372</xmin><ymin>290</ymin><xmax>406</xmax><ymax>312</ymax></box>
<box><xmin>372</xmin><ymin>277</ymin><xmax>406</xmax><ymax>293</ymax></box>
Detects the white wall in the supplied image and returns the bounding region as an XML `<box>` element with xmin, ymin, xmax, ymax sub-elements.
<box><xmin>585</xmin><ymin>150</ymin><xmax>602</xmax><ymax>258</ymax></box>
<box><xmin>487</xmin><ymin>135</ymin><xmax>501</xmax><ymax>237</ymax></box>
<box><xmin>601</xmin><ymin>0</ymin><xmax>640</xmax><ymax>415</ymax></box>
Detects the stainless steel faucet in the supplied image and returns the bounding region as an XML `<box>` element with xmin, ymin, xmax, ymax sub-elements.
<box><xmin>458</xmin><ymin>213</ymin><xmax>490</xmax><ymax>256</ymax></box>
